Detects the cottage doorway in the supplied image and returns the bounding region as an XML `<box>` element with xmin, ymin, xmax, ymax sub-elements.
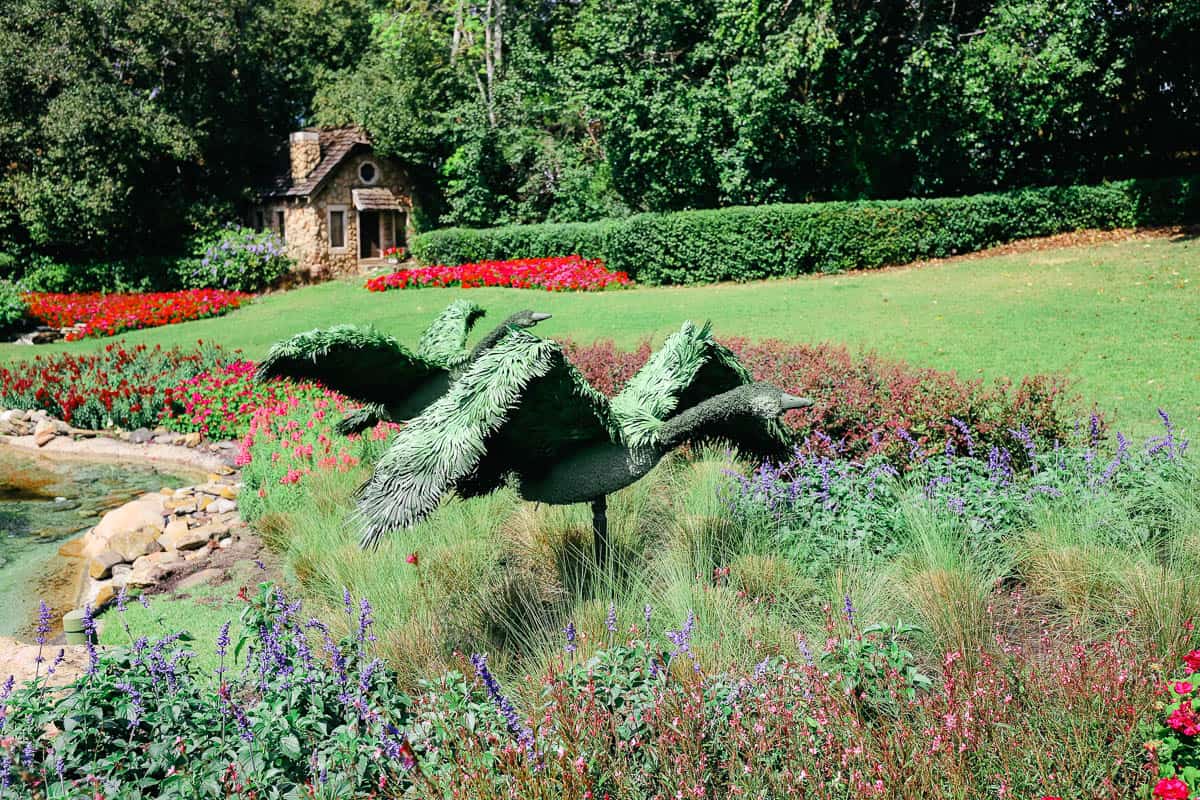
<box><xmin>359</xmin><ymin>211</ymin><xmax>382</xmax><ymax>259</ymax></box>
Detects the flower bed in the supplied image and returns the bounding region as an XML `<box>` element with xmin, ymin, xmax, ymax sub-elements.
<box><xmin>365</xmin><ymin>255</ymin><xmax>630</xmax><ymax>292</ymax></box>
<box><xmin>235</xmin><ymin>391</ymin><xmax>400</xmax><ymax>521</ymax></box>
<box><xmin>0</xmin><ymin>342</ymin><xmax>232</xmax><ymax>430</ymax></box>
<box><xmin>24</xmin><ymin>289</ymin><xmax>250</xmax><ymax>340</ymax></box>
<box><xmin>560</xmin><ymin>336</ymin><xmax>1082</xmax><ymax>465</ymax></box>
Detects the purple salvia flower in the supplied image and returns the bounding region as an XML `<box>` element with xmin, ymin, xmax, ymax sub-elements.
<box><xmin>343</xmin><ymin>587</ymin><xmax>354</xmax><ymax>617</ymax></box>
<box><xmin>358</xmin><ymin>597</ymin><xmax>376</xmax><ymax>645</ymax></box>
<box><xmin>81</xmin><ymin>604</ymin><xmax>98</xmax><ymax>674</ymax></box>
<box><xmin>563</xmin><ymin>621</ymin><xmax>577</xmax><ymax>654</ymax></box>
<box><xmin>643</xmin><ymin>604</ymin><xmax>653</xmax><ymax>624</ymax></box>
<box><xmin>950</xmin><ymin>417</ymin><xmax>975</xmax><ymax>456</ymax></box>
<box><xmin>843</xmin><ymin>595</ymin><xmax>855</xmax><ymax>625</ymax></box>
<box><xmin>606</xmin><ymin>604</ymin><xmax>617</xmax><ymax>634</ymax></box>
<box><xmin>470</xmin><ymin>653</ymin><xmax>534</xmax><ymax>750</ymax></box>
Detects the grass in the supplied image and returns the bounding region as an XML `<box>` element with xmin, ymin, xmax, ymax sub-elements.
<box><xmin>4</xmin><ymin>234</ymin><xmax>1198</xmax><ymax>434</ymax></box>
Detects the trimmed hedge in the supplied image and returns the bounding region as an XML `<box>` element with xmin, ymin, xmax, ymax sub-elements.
<box><xmin>412</xmin><ymin>175</ymin><xmax>1200</xmax><ymax>285</ymax></box>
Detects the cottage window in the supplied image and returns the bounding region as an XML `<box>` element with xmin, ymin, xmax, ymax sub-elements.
<box><xmin>276</xmin><ymin>211</ymin><xmax>286</xmax><ymax>241</ymax></box>
<box><xmin>328</xmin><ymin>207</ymin><xmax>347</xmax><ymax>251</ymax></box>
<box><xmin>358</xmin><ymin>161</ymin><xmax>378</xmax><ymax>185</ymax></box>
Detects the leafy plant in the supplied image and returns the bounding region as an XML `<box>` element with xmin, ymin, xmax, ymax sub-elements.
<box><xmin>176</xmin><ymin>225</ymin><xmax>292</xmax><ymax>292</ymax></box>
<box><xmin>0</xmin><ymin>279</ymin><xmax>28</xmax><ymax>335</ymax></box>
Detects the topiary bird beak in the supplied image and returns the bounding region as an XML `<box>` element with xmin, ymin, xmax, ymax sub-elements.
<box><xmin>530</xmin><ymin>313</ymin><xmax>553</xmax><ymax>322</ymax></box>
<box><xmin>780</xmin><ymin>394</ymin><xmax>814</xmax><ymax>410</ymax></box>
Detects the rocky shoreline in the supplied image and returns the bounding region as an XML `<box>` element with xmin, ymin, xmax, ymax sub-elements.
<box><xmin>0</xmin><ymin>406</ymin><xmax>267</xmax><ymax>685</ymax></box>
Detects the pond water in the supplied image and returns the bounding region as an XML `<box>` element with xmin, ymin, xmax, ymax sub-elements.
<box><xmin>0</xmin><ymin>447</ymin><xmax>195</xmax><ymax>640</ymax></box>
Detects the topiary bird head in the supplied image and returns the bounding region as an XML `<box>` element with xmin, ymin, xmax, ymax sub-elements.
<box><xmin>739</xmin><ymin>381</ymin><xmax>814</xmax><ymax>418</ymax></box>
<box><xmin>504</xmin><ymin>310</ymin><xmax>553</xmax><ymax>329</ymax></box>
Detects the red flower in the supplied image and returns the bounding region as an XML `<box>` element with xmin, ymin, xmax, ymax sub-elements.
<box><xmin>364</xmin><ymin>255</ymin><xmax>630</xmax><ymax>293</ymax></box>
<box><xmin>1153</xmin><ymin>777</ymin><xmax>1191</xmax><ymax>800</ymax></box>
<box><xmin>1184</xmin><ymin>650</ymin><xmax>1200</xmax><ymax>672</ymax></box>
<box><xmin>406</xmin><ymin>552</ymin><xmax>419</xmax><ymax>567</ymax></box>
<box><xmin>1177</xmin><ymin>682</ymin><xmax>1195</xmax><ymax>695</ymax></box>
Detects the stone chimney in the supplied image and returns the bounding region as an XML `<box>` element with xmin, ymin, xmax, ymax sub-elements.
<box><xmin>289</xmin><ymin>131</ymin><xmax>321</xmax><ymax>182</ymax></box>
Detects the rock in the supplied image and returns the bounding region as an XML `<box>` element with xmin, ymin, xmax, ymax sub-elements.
<box><xmin>183</xmin><ymin>432</ymin><xmax>202</xmax><ymax>447</ymax></box>
<box><xmin>129</xmin><ymin>428</ymin><xmax>154</xmax><ymax>444</ymax></box>
<box><xmin>0</xmin><ymin>637</ymin><xmax>88</xmax><ymax>687</ymax></box>
<box><xmin>92</xmin><ymin>582</ymin><xmax>116</xmax><ymax>609</ymax></box>
<box><xmin>108</xmin><ymin>526</ymin><xmax>162</xmax><ymax>562</ymax></box>
<box><xmin>34</xmin><ymin>419</ymin><xmax>59</xmax><ymax>447</ymax></box>
<box><xmin>1</xmin><ymin>409</ymin><xmax>28</xmax><ymax>423</ymax></box>
<box><xmin>57</xmin><ymin>537</ymin><xmax>86</xmax><ymax>558</ymax></box>
<box><xmin>127</xmin><ymin>551</ymin><xmax>185</xmax><ymax>587</ymax></box>
<box><xmin>208</xmin><ymin>498</ymin><xmax>237</xmax><ymax>515</ymax></box>
<box><xmin>88</xmin><ymin>550</ymin><xmax>125</xmax><ymax>580</ymax></box>
<box><xmin>218</xmin><ymin>537</ymin><xmax>232</xmax><ymax>549</ymax></box>
<box><xmin>176</xmin><ymin>568</ymin><xmax>224</xmax><ymax>591</ymax></box>
<box><xmin>158</xmin><ymin>522</ymin><xmax>210</xmax><ymax>551</ymax></box>
<box><xmin>166</xmin><ymin>500</ymin><xmax>197</xmax><ymax>515</ymax></box>
<box><xmin>195</xmin><ymin>495</ymin><xmax>212</xmax><ymax>511</ymax></box>
<box><xmin>210</xmin><ymin>465</ymin><xmax>235</xmax><ymax>476</ymax></box>
<box><xmin>85</xmin><ymin>495</ymin><xmax>166</xmax><ymax>559</ymax></box>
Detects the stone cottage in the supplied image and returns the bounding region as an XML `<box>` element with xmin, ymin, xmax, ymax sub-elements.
<box><xmin>255</xmin><ymin>127</ymin><xmax>416</xmax><ymax>278</ymax></box>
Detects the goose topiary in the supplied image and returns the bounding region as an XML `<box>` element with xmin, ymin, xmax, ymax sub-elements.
<box><xmin>354</xmin><ymin>320</ymin><xmax>811</xmax><ymax>561</ymax></box>
<box><xmin>255</xmin><ymin>300</ymin><xmax>551</xmax><ymax>434</ymax></box>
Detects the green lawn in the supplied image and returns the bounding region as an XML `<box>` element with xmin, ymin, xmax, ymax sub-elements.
<box><xmin>5</xmin><ymin>234</ymin><xmax>1198</xmax><ymax>434</ymax></box>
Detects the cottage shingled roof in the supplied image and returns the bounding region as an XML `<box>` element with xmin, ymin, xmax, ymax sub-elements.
<box><xmin>262</xmin><ymin>126</ymin><xmax>371</xmax><ymax>199</ymax></box>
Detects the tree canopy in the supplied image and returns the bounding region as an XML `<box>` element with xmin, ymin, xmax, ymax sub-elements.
<box><xmin>1</xmin><ymin>0</ymin><xmax>1196</xmax><ymax>257</ymax></box>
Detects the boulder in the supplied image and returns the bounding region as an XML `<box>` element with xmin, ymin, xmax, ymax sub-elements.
<box><xmin>183</xmin><ymin>432</ymin><xmax>202</xmax><ymax>447</ymax></box>
<box><xmin>107</xmin><ymin>526</ymin><xmax>163</xmax><ymax>562</ymax></box>
<box><xmin>88</xmin><ymin>550</ymin><xmax>125</xmax><ymax>580</ymax></box>
<box><xmin>158</xmin><ymin>521</ymin><xmax>210</xmax><ymax>551</ymax></box>
<box><xmin>85</xmin><ymin>495</ymin><xmax>166</xmax><ymax>559</ymax></box>
<box><xmin>127</xmin><ymin>551</ymin><xmax>185</xmax><ymax>587</ymax></box>
<box><xmin>0</xmin><ymin>637</ymin><xmax>89</xmax><ymax>687</ymax></box>
<box><xmin>129</xmin><ymin>428</ymin><xmax>154</xmax><ymax>444</ymax></box>
<box><xmin>57</xmin><ymin>537</ymin><xmax>86</xmax><ymax>558</ymax></box>
<box><xmin>208</xmin><ymin>498</ymin><xmax>237</xmax><ymax>515</ymax></box>
<box><xmin>34</xmin><ymin>419</ymin><xmax>59</xmax><ymax>447</ymax></box>
<box><xmin>92</xmin><ymin>582</ymin><xmax>117</xmax><ymax>609</ymax></box>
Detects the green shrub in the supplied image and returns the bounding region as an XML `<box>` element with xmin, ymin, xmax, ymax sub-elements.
<box><xmin>412</xmin><ymin>175</ymin><xmax>1200</xmax><ymax>284</ymax></box>
<box><xmin>175</xmin><ymin>224</ymin><xmax>292</xmax><ymax>292</ymax></box>
<box><xmin>0</xmin><ymin>279</ymin><xmax>27</xmax><ymax>334</ymax></box>
<box><xmin>16</xmin><ymin>254</ymin><xmax>163</xmax><ymax>293</ymax></box>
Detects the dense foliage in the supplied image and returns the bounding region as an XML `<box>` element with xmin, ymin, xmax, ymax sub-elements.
<box><xmin>0</xmin><ymin>342</ymin><xmax>232</xmax><ymax>430</ymax></box>
<box><xmin>0</xmin><ymin>280</ymin><xmax>27</xmax><ymax>334</ymax></box>
<box><xmin>560</xmin><ymin>336</ymin><xmax>1081</xmax><ymax>463</ymax></box>
<box><xmin>318</xmin><ymin>0</ymin><xmax>1200</xmax><ymax>228</ymax></box>
<box><xmin>175</xmin><ymin>226</ymin><xmax>292</xmax><ymax>292</ymax></box>
<box><xmin>0</xmin><ymin>0</ymin><xmax>375</xmax><ymax>264</ymax></box>
<box><xmin>364</xmin><ymin>255</ymin><xmax>630</xmax><ymax>292</ymax></box>
<box><xmin>728</xmin><ymin>411</ymin><xmax>1189</xmax><ymax>575</ymax></box>
<box><xmin>23</xmin><ymin>290</ymin><xmax>251</xmax><ymax>340</ymax></box>
<box><xmin>413</xmin><ymin>175</ymin><xmax>1200</xmax><ymax>282</ymax></box>
<box><xmin>0</xmin><ymin>585</ymin><xmax>412</xmax><ymax>799</ymax></box>
<box><xmin>1152</xmin><ymin>650</ymin><xmax>1200</xmax><ymax>800</ymax></box>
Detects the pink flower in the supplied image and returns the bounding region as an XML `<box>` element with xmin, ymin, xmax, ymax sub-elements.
<box><xmin>1185</xmin><ymin>650</ymin><xmax>1200</xmax><ymax>672</ymax></box>
<box><xmin>1153</xmin><ymin>777</ymin><xmax>1191</xmax><ymax>800</ymax></box>
<box><xmin>1177</xmin><ymin>682</ymin><xmax>1195</xmax><ymax>695</ymax></box>
<box><xmin>406</xmin><ymin>552</ymin><xmax>419</xmax><ymax>567</ymax></box>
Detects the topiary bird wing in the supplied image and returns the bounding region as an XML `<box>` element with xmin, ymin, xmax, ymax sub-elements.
<box><xmin>355</xmin><ymin>329</ymin><xmax>618</xmax><ymax>548</ymax></box>
<box><xmin>415</xmin><ymin>299</ymin><xmax>487</xmax><ymax>368</ymax></box>
<box><xmin>255</xmin><ymin>325</ymin><xmax>440</xmax><ymax>406</ymax></box>
<box><xmin>610</xmin><ymin>320</ymin><xmax>754</xmax><ymax>447</ymax></box>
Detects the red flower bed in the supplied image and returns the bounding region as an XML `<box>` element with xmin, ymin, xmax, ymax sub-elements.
<box><xmin>24</xmin><ymin>289</ymin><xmax>251</xmax><ymax>340</ymax></box>
<box><xmin>364</xmin><ymin>255</ymin><xmax>630</xmax><ymax>292</ymax></box>
<box><xmin>0</xmin><ymin>342</ymin><xmax>231</xmax><ymax>430</ymax></box>
<box><xmin>559</xmin><ymin>336</ymin><xmax>1081</xmax><ymax>464</ymax></box>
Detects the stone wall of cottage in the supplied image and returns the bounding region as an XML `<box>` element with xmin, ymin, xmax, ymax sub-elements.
<box><xmin>267</xmin><ymin>152</ymin><xmax>416</xmax><ymax>280</ymax></box>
